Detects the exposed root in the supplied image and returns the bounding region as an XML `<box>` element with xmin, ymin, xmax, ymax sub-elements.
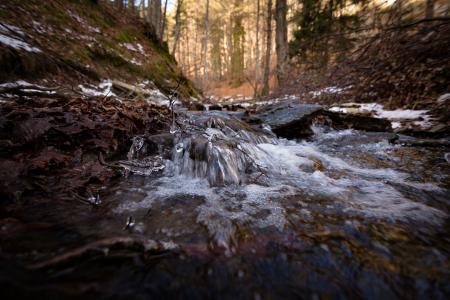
<box><xmin>29</xmin><ymin>236</ymin><xmax>179</xmax><ymax>270</ymax></box>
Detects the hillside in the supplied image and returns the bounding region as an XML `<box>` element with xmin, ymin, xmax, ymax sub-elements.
<box><xmin>0</xmin><ymin>0</ymin><xmax>201</xmax><ymax>202</ymax></box>
<box><xmin>0</xmin><ymin>0</ymin><xmax>198</xmax><ymax>99</ymax></box>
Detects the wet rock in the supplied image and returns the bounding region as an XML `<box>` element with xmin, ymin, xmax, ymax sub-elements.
<box><xmin>324</xmin><ymin>111</ymin><xmax>392</xmax><ymax>132</ymax></box>
<box><xmin>251</xmin><ymin>102</ymin><xmax>323</xmax><ymax>138</ymax></box>
<box><xmin>209</xmin><ymin>104</ymin><xmax>223</xmax><ymax>111</ymax></box>
<box><xmin>188</xmin><ymin>136</ymin><xmax>209</xmax><ymax>161</ymax></box>
<box><xmin>187</xmin><ymin>102</ymin><xmax>206</xmax><ymax>111</ymax></box>
<box><xmin>393</xmin><ymin>135</ymin><xmax>450</xmax><ymax>148</ymax></box>
<box><xmin>222</xmin><ymin>104</ymin><xmax>246</xmax><ymax>112</ymax></box>
<box><xmin>147</xmin><ymin>133</ymin><xmax>175</xmax><ymax>148</ymax></box>
<box><xmin>119</xmin><ymin>155</ymin><xmax>165</xmax><ymax>176</ymax></box>
<box><xmin>395</xmin><ymin>123</ymin><xmax>450</xmax><ymax>138</ymax></box>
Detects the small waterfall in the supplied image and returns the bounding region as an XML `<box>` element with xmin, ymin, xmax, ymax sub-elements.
<box><xmin>168</xmin><ymin>112</ymin><xmax>276</xmax><ymax>186</ymax></box>
<box><xmin>117</xmin><ymin>111</ymin><xmax>447</xmax><ymax>254</ymax></box>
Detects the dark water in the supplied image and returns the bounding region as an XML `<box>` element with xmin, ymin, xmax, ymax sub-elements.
<box><xmin>1</xmin><ymin>112</ymin><xmax>449</xmax><ymax>299</ymax></box>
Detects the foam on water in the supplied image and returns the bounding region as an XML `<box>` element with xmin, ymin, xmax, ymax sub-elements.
<box><xmin>114</xmin><ymin>114</ymin><xmax>446</xmax><ymax>251</ymax></box>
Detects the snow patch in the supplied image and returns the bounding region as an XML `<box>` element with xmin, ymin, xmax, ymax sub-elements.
<box><xmin>329</xmin><ymin>102</ymin><xmax>434</xmax><ymax>129</ymax></box>
<box><xmin>0</xmin><ymin>23</ymin><xmax>41</xmax><ymax>53</ymax></box>
<box><xmin>69</xmin><ymin>12</ymin><xmax>101</xmax><ymax>34</ymax></box>
<box><xmin>0</xmin><ymin>80</ymin><xmax>48</xmax><ymax>89</ymax></box>
<box><xmin>130</xmin><ymin>58</ymin><xmax>142</xmax><ymax>66</ymax></box>
<box><xmin>310</xmin><ymin>86</ymin><xmax>350</xmax><ymax>98</ymax></box>
<box><xmin>120</xmin><ymin>42</ymin><xmax>148</xmax><ymax>56</ymax></box>
<box><xmin>437</xmin><ymin>93</ymin><xmax>450</xmax><ymax>103</ymax></box>
<box><xmin>78</xmin><ymin>80</ymin><xmax>116</xmax><ymax>98</ymax></box>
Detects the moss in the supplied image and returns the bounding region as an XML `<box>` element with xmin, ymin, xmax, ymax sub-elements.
<box><xmin>86</xmin><ymin>46</ymin><xmax>128</xmax><ymax>68</ymax></box>
<box><xmin>74</xmin><ymin>2</ymin><xmax>115</xmax><ymax>28</ymax></box>
<box><xmin>78</xmin><ymin>47</ymin><xmax>92</xmax><ymax>60</ymax></box>
<box><xmin>153</xmin><ymin>42</ymin><xmax>177</xmax><ymax>65</ymax></box>
<box><xmin>40</xmin><ymin>2</ymin><xmax>71</xmax><ymax>23</ymax></box>
<box><xmin>116</xmin><ymin>31</ymin><xmax>135</xmax><ymax>43</ymax></box>
<box><xmin>0</xmin><ymin>9</ymin><xmax>8</xmax><ymax>18</ymax></box>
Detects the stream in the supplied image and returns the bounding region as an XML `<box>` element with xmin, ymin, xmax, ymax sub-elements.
<box><xmin>1</xmin><ymin>109</ymin><xmax>449</xmax><ymax>299</ymax></box>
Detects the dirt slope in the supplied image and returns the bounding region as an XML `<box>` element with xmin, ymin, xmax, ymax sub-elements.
<box><xmin>0</xmin><ymin>0</ymin><xmax>198</xmax><ymax>98</ymax></box>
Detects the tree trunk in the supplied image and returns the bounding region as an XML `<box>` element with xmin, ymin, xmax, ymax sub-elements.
<box><xmin>226</xmin><ymin>12</ymin><xmax>233</xmax><ymax>79</ymax></box>
<box><xmin>202</xmin><ymin>0</ymin><xmax>210</xmax><ymax>88</ymax></box>
<box><xmin>230</xmin><ymin>1</ymin><xmax>245</xmax><ymax>86</ymax></box>
<box><xmin>127</xmin><ymin>0</ymin><xmax>133</xmax><ymax>11</ymax></box>
<box><xmin>160</xmin><ymin>0</ymin><xmax>169</xmax><ymax>45</ymax></box>
<box><xmin>425</xmin><ymin>0</ymin><xmax>435</xmax><ymax>19</ymax></box>
<box><xmin>171</xmin><ymin>0</ymin><xmax>184</xmax><ymax>55</ymax></box>
<box><xmin>254</xmin><ymin>0</ymin><xmax>261</xmax><ymax>98</ymax></box>
<box><xmin>138</xmin><ymin>0</ymin><xmax>145</xmax><ymax>19</ymax></box>
<box><xmin>115</xmin><ymin>0</ymin><xmax>123</xmax><ymax>9</ymax></box>
<box><xmin>149</xmin><ymin>0</ymin><xmax>162</xmax><ymax>40</ymax></box>
<box><xmin>262</xmin><ymin>0</ymin><xmax>273</xmax><ymax>96</ymax></box>
<box><xmin>275</xmin><ymin>0</ymin><xmax>287</xmax><ymax>84</ymax></box>
<box><xmin>186</xmin><ymin>26</ymin><xmax>191</xmax><ymax>76</ymax></box>
<box><xmin>193</xmin><ymin>11</ymin><xmax>199</xmax><ymax>86</ymax></box>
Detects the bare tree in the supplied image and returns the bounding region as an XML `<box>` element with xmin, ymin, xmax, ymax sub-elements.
<box><xmin>147</xmin><ymin>0</ymin><xmax>162</xmax><ymax>40</ymax></box>
<box><xmin>172</xmin><ymin>0</ymin><xmax>184</xmax><ymax>55</ymax></box>
<box><xmin>138</xmin><ymin>0</ymin><xmax>145</xmax><ymax>18</ymax></box>
<box><xmin>127</xmin><ymin>0</ymin><xmax>134</xmax><ymax>11</ymax></box>
<box><xmin>275</xmin><ymin>0</ymin><xmax>287</xmax><ymax>84</ymax></box>
<box><xmin>160</xmin><ymin>0</ymin><xmax>169</xmax><ymax>44</ymax></box>
<box><xmin>202</xmin><ymin>0</ymin><xmax>210</xmax><ymax>88</ymax></box>
<box><xmin>254</xmin><ymin>0</ymin><xmax>261</xmax><ymax>98</ymax></box>
<box><xmin>262</xmin><ymin>0</ymin><xmax>273</xmax><ymax>96</ymax></box>
<box><xmin>114</xmin><ymin>0</ymin><xmax>124</xmax><ymax>9</ymax></box>
<box><xmin>425</xmin><ymin>0</ymin><xmax>435</xmax><ymax>19</ymax></box>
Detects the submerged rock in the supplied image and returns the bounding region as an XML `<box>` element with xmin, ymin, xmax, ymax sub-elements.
<box><xmin>251</xmin><ymin>102</ymin><xmax>323</xmax><ymax>138</ymax></box>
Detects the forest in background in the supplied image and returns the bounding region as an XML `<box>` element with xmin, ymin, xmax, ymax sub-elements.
<box><xmin>111</xmin><ymin>0</ymin><xmax>449</xmax><ymax>107</ymax></box>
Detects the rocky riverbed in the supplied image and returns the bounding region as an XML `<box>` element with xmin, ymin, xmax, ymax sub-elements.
<box><xmin>1</xmin><ymin>96</ymin><xmax>449</xmax><ymax>299</ymax></box>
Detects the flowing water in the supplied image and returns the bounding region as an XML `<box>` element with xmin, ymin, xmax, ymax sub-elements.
<box><xmin>1</xmin><ymin>110</ymin><xmax>449</xmax><ymax>299</ymax></box>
